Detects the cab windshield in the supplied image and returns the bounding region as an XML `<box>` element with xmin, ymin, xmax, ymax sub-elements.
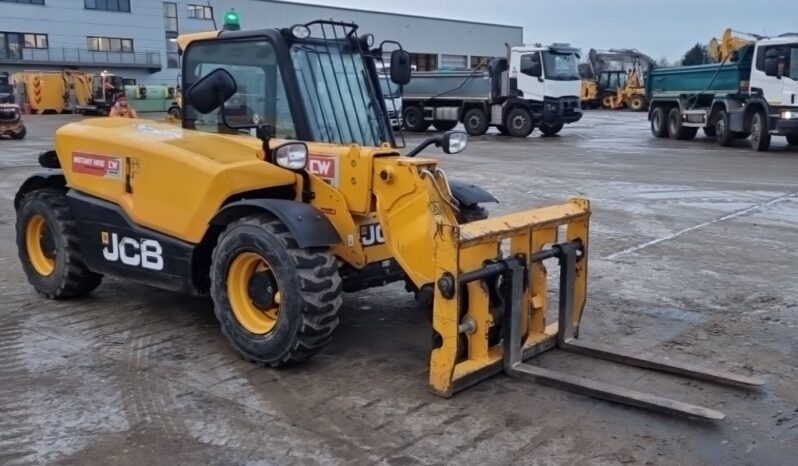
<box><xmin>543</xmin><ymin>52</ymin><xmax>580</xmax><ymax>81</ymax></box>
<box><xmin>291</xmin><ymin>41</ymin><xmax>392</xmax><ymax>147</ymax></box>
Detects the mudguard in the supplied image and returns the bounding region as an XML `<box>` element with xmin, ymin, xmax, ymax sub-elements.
<box><xmin>211</xmin><ymin>199</ymin><xmax>341</xmax><ymax>248</ymax></box>
<box><xmin>14</xmin><ymin>170</ymin><xmax>66</xmax><ymax>210</ymax></box>
<box><xmin>449</xmin><ymin>179</ymin><xmax>498</xmax><ymax>206</ymax></box>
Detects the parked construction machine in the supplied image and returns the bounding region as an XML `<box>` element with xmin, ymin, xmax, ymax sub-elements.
<box><xmin>580</xmin><ymin>48</ymin><xmax>656</xmax><ymax>110</ymax></box>
<box><xmin>15</xmin><ymin>17</ymin><xmax>763</xmax><ymax>419</ymax></box>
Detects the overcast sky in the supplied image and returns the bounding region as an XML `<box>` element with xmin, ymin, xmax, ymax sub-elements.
<box><xmin>288</xmin><ymin>0</ymin><xmax>796</xmax><ymax>62</ymax></box>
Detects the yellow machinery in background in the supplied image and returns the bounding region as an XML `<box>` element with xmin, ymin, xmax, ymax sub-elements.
<box><xmin>709</xmin><ymin>28</ymin><xmax>754</xmax><ymax>62</ymax></box>
<box><xmin>12</xmin><ymin>71</ymin><xmax>67</xmax><ymax>114</ymax></box>
<box><xmin>15</xmin><ymin>16</ymin><xmax>763</xmax><ymax>420</ymax></box>
<box><xmin>580</xmin><ymin>49</ymin><xmax>655</xmax><ymax>111</ymax></box>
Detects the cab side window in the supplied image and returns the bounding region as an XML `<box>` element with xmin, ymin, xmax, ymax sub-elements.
<box><xmin>520</xmin><ymin>53</ymin><xmax>542</xmax><ymax>78</ymax></box>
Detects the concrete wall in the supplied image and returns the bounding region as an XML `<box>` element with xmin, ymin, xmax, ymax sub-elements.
<box><xmin>0</xmin><ymin>0</ymin><xmax>523</xmax><ymax>85</ymax></box>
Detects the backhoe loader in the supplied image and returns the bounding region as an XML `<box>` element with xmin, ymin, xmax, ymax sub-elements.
<box><xmin>15</xmin><ymin>18</ymin><xmax>762</xmax><ymax>420</ymax></box>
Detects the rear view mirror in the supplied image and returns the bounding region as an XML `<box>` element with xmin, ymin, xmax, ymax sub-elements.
<box><xmin>440</xmin><ymin>131</ymin><xmax>468</xmax><ymax>154</ymax></box>
<box><xmin>390</xmin><ymin>50</ymin><xmax>411</xmax><ymax>85</ymax></box>
<box><xmin>187</xmin><ymin>68</ymin><xmax>237</xmax><ymax>114</ymax></box>
<box><xmin>764</xmin><ymin>49</ymin><xmax>781</xmax><ymax>78</ymax></box>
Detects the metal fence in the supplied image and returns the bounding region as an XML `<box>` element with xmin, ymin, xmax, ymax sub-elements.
<box><xmin>0</xmin><ymin>47</ymin><xmax>161</xmax><ymax>69</ymax></box>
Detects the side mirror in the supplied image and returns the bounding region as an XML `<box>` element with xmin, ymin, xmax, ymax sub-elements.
<box><xmin>390</xmin><ymin>50</ymin><xmax>411</xmax><ymax>85</ymax></box>
<box><xmin>764</xmin><ymin>54</ymin><xmax>780</xmax><ymax>78</ymax></box>
<box><xmin>440</xmin><ymin>131</ymin><xmax>468</xmax><ymax>154</ymax></box>
<box><xmin>187</xmin><ymin>68</ymin><xmax>237</xmax><ymax>114</ymax></box>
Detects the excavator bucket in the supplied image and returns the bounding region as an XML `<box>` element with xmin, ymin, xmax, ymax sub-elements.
<box><xmin>428</xmin><ymin>197</ymin><xmax>763</xmax><ymax>420</ymax></box>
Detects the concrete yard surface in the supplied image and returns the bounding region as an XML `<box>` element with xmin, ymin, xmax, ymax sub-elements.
<box><xmin>1</xmin><ymin>111</ymin><xmax>797</xmax><ymax>465</ymax></box>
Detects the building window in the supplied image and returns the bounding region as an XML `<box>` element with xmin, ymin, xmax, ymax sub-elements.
<box><xmin>163</xmin><ymin>2</ymin><xmax>178</xmax><ymax>33</ymax></box>
<box><xmin>470</xmin><ymin>56</ymin><xmax>492</xmax><ymax>70</ymax></box>
<box><xmin>410</xmin><ymin>53</ymin><xmax>437</xmax><ymax>71</ymax></box>
<box><xmin>84</xmin><ymin>0</ymin><xmax>130</xmax><ymax>13</ymax></box>
<box><xmin>88</xmin><ymin>36</ymin><xmax>134</xmax><ymax>52</ymax></box>
<box><xmin>164</xmin><ymin>2</ymin><xmax>179</xmax><ymax>68</ymax></box>
<box><xmin>0</xmin><ymin>31</ymin><xmax>48</xmax><ymax>59</ymax></box>
<box><xmin>188</xmin><ymin>4</ymin><xmax>213</xmax><ymax>19</ymax></box>
<box><xmin>440</xmin><ymin>54</ymin><xmax>467</xmax><ymax>70</ymax></box>
<box><xmin>0</xmin><ymin>0</ymin><xmax>45</xmax><ymax>4</ymax></box>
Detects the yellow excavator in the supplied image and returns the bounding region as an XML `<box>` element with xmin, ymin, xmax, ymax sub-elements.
<box><xmin>580</xmin><ymin>48</ymin><xmax>655</xmax><ymax>111</ymax></box>
<box><xmin>15</xmin><ymin>13</ymin><xmax>763</xmax><ymax>420</ymax></box>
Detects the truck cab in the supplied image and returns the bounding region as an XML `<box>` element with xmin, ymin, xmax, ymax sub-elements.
<box><xmin>750</xmin><ymin>35</ymin><xmax>798</xmax><ymax>129</ymax></box>
<box><xmin>509</xmin><ymin>44</ymin><xmax>582</xmax><ymax>112</ymax></box>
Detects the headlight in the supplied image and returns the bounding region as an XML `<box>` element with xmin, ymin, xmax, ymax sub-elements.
<box><xmin>291</xmin><ymin>25</ymin><xmax>311</xmax><ymax>40</ymax></box>
<box><xmin>273</xmin><ymin>142</ymin><xmax>308</xmax><ymax>170</ymax></box>
<box><xmin>781</xmin><ymin>110</ymin><xmax>797</xmax><ymax>120</ymax></box>
<box><xmin>441</xmin><ymin>131</ymin><xmax>468</xmax><ymax>154</ymax></box>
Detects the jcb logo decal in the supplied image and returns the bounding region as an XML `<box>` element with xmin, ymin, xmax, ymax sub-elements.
<box><xmin>102</xmin><ymin>232</ymin><xmax>164</xmax><ymax>270</ymax></box>
<box><xmin>360</xmin><ymin>223</ymin><xmax>385</xmax><ymax>246</ymax></box>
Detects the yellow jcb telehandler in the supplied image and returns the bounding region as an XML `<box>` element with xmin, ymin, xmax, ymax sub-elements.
<box><xmin>15</xmin><ymin>17</ymin><xmax>762</xmax><ymax>420</ymax></box>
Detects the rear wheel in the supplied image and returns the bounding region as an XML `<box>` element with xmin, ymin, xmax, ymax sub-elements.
<box><xmin>463</xmin><ymin>108</ymin><xmax>489</xmax><ymax>136</ymax></box>
<box><xmin>703</xmin><ymin>125</ymin><xmax>716</xmax><ymax>138</ymax></box>
<box><xmin>402</xmin><ymin>106</ymin><xmax>429</xmax><ymax>132</ymax></box>
<box><xmin>787</xmin><ymin>134</ymin><xmax>798</xmax><ymax>146</ymax></box>
<box><xmin>628</xmin><ymin>94</ymin><xmax>647</xmax><ymax>112</ymax></box>
<box><xmin>432</xmin><ymin>120</ymin><xmax>457</xmax><ymax>132</ymax></box>
<box><xmin>10</xmin><ymin>125</ymin><xmax>26</xmax><ymax>140</ymax></box>
<box><xmin>16</xmin><ymin>189</ymin><xmax>102</xmax><ymax>299</ymax></box>
<box><xmin>749</xmin><ymin>110</ymin><xmax>771</xmax><ymax>152</ymax></box>
<box><xmin>505</xmin><ymin>107</ymin><xmax>534</xmax><ymax>137</ymax></box>
<box><xmin>210</xmin><ymin>214</ymin><xmax>342</xmax><ymax>367</ymax></box>
<box><xmin>650</xmin><ymin>107</ymin><xmax>668</xmax><ymax>138</ymax></box>
<box><xmin>168</xmin><ymin>106</ymin><xmax>182</xmax><ymax>120</ymax></box>
<box><xmin>539</xmin><ymin>122</ymin><xmax>564</xmax><ymax>136</ymax></box>
<box><xmin>496</xmin><ymin>125</ymin><xmax>511</xmax><ymax>136</ymax></box>
<box><xmin>667</xmin><ymin>107</ymin><xmax>697</xmax><ymax>140</ymax></box>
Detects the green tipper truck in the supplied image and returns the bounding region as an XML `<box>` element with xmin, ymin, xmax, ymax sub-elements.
<box><xmin>647</xmin><ymin>34</ymin><xmax>798</xmax><ymax>151</ymax></box>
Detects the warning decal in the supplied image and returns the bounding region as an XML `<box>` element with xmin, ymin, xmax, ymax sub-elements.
<box><xmin>307</xmin><ymin>153</ymin><xmax>339</xmax><ymax>187</ymax></box>
<box><xmin>72</xmin><ymin>152</ymin><xmax>123</xmax><ymax>179</ymax></box>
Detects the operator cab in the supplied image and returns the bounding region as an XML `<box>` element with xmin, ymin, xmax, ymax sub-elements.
<box><xmin>179</xmin><ymin>19</ymin><xmax>411</xmax><ymax>149</ymax></box>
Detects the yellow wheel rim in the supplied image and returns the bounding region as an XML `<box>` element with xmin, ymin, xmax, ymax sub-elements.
<box><xmin>227</xmin><ymin>252</ymin><xmax>282</xmax><ymax>335</ymax></box>
<box><xmin>26</xmin><ymin>214</ymin><xmax>56</xmax><ymax>276</ymax></box>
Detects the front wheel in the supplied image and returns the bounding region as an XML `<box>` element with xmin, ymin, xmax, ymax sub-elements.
<box><xmin>210</xmin><ymin>215</ymin><xmax>342</xmax><ymax>367</ymax></box>
<box><xmin>463</xmin><ymin>108</ymin><xmax>489</xmax><ymax>136</ymax></box>
<box><xmin>168</xmin><ymin>106</ymin><xmax>182</xmax><ymax>120</ymax></box>
<box><xmin>627</xmin><ymin>94</ymin><xmax>647</xmax><ymax>112</ymax></box>
<box><xmin>539</xmin><ymin>122</ymin><xmax>564</xmax><ymax>136</ymax></box>
<box><xmin>16</xmin><ymin>189</ymin><xmax>102</xmax><ymax>299</ymax></box>
<box><xmin>11</xmin><ymin>125</ymin><xmax>26</xmax><ymax>139</ymax></box>
<box><xmin>505</xmin><ymin>107</ymin><xmax>534</xmax><ymax>137</ymax></box>
<box><xmin>749</xmin><ymin>111</ymin><xmax>771</xmax><ymax>152</ymax></box>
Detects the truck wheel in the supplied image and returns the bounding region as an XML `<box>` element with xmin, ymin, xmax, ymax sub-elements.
<box><xmin>667</xmin><ymin>108</ymin><xmax>696</xmax><ymax>140</ymax></box>
<box><xmin>168</xmin><ymin>106</ymin><xmax>182</xmax><ymax>120</ymax></box>
<box><xmin>650</xmin><ymin>107</ymin><xmax>668</xmax><ymax>138</ymax></box>
<box><xmin>463</xmin><ymin>108</ymin><xmax>488</xmax><ymax>136</ymax></box>
<box><xmin>210</xmin><ymin>214</ymin><xmax>342</xmax><ymax>367</ymax></box>
<box><xmin>16</xmin><ymin>189</ymin><xmax>102</xmax><ymax>299</ymax></box>
<box><xmin>402</xmin><ymin>106</ymin><xmax>429</xmax><ymax>132</ymax></box>
<box><xmin>787</xmin><ymin>135</ymin><xmax>798</xmax><ymax>146</ymax></box>
<box><xmin>539</xmin><ymin>122</ymin><xmax>564</xmax><ymax>136</ymax></box>
<box><xmin>505</xmin><ymin>107</ymin><xmax>534</xmax><ymax>137</ymax></box>
<box><xmin>496</xmin><ymin>125</ymin><xmax>511</xmax><ymax>136</ymax></box>
<box><xmin>713</xmin><ymin>110</ymin><xmax>734</xmax><ymax>146</ymax></box>
<box><xmin>628</xmin><ymin>95</ymin><xmax>647</xmax><ymax>112</ymax></box>
<box><xmin>703</xmin><ymin>126</ymin><xmax>716</xmax><ymax>138</ymax></box>
<box><xmin>432</xmin><ymin>120</ymin><xmax>458</xmax><ymax>132</ymax></box>
<box><xmin>11</xmin><ymin>125</ymin><xmax>27</xmax><ymax>140</ymax></box>
<box><xmin>749</xmin><ymin>111</ymin><xmax>771</xmax><ymax>152</ymax></box>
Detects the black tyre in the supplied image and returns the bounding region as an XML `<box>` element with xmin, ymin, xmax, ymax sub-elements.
<box><xmin>713</xmin><ymin>110</ymin><xmax>734</xmax><ymax>146</ymax></box>
<box><xmin>600</xmin><ymin>92</ymin><xmax>616</xmax><ymax>109</ymax></box>
<box><xmin>539</xmin><ymin>122</ymin><xmax>564</xmax><ymax>136</ymax></box>
<box><xmin>505</xmin><ymin>107</ymin><xmax>534</xmax><ymax>137</ymax></box>
<box><xmin>787</xmin><ymin>134</ymin><xmax>798</xmax><ymax>146</ymax></box>
<box><xmin>628</xmin><ymin>94</ymin><xmax>647</xmax><ymax>112</ymax></box>
<box><xmin>749</xmin><ymin>110</ymin><xmax>771</xmax><ymax>152</ymax></box>
<box><xmin>667</xmin><ymin>107</ymin><xmax>697</xmax><ymax>140</ymax></box>
<box><xmin>16</xmin><ymin>189</ymin><xmax>102</xmax><ymax>299</ymax></box>
<box><xmin>402</xmin><ymin>106</ymin><xmax>429</xmax><ymax>132</ymax></box>
<box><xmin>650</xmin><ymin>106</ymin><xmax>668</xmax><ymax>138</ymax></box>
<box><xmin>10</xmin><ymin>125</ymin><xmax>26</xmax><ymax>140</ymax></box>
<box><xmin>432</xmin><ymin>120</ymin><xmax>458</xmax><ymax>132</ymax></box>
<box><xmin>463</xmin><ymin>108</ymin><xmax>489</xmax><ymax>136</ymax></box>
<box><xmin>168</xmin><ymin>106</ymin><xmax>182</xmax><ymax>120</ymax></box>
<box><xmin>703</xmin><ymin>125</ymin><xmax>716</xmax><ymax>138</ymax></box>
<box><xmin>496</xmin><ymin>125</ymin><xmax>511</xmax><ymax>136</ymax></box>
<box><xmin>210</xmin><ymin>214</ymin><xmax>342</xmax><ymax>367</ymax></box>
